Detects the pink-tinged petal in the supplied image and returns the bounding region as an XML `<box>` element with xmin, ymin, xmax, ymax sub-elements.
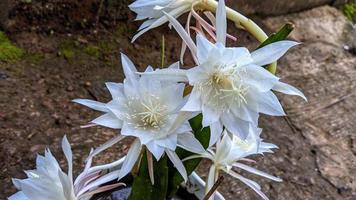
<box><xmin>146</xmin><ymin>150</ymin><xmax>155</xmax><ymax>185</ymax></box>
<box><xmin>162</xmin><ymin>11</ymin><xmax>198</xmax><ymax>64</ymax></box>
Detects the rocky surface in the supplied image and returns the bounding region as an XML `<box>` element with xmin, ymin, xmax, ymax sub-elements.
<box><xmin>0</xmin><ymin>1</ymin><xmax>355</xmax><ymax>200</ymax></box>
<box><xmin>228</xmin><ymin>0</ymin><xmax>350</xmax><ymax>16</ymax></box>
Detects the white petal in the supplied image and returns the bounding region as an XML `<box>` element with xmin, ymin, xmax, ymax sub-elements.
<box><xmin>221</xmin><ymin>112</ymin><xmax>250</xmax><ymax>139</ymax></box>
<box><xmin>105</xmin><ymin>82</ymin><xmax>124</xmax><ymax>100</ymax></box>
<box><xmin>272</xmin><ymin>81</ymin><xmax>307</xmax><ymax>101</ymax></box>
<box><xmin>166</xmin><ymin>150</ymin><xmax>188</xmax><ymax>182</ymax></box>
<box><xmin>257</xmin><ymin>91</ymin><xmax>285</xmax><ymax>116</ymax></box>
<box><xmin>209</xmin><ymin>121</ymin><xmax>223</xmax><ymax>147</ymax></box>
<box><xmin>58</xmin><ymin>171</ymin><xmax>75</xmax><ymax>200</ymax></box>
<box><xmin>61</xmin><ymin>135</ymin><xmax>73</xmax><ymax>183</ymax></box>
<box><xmin>146</xmin><ymin>141</ymin><xmax>165</xmax><ymax>160</ymax></box>
<box><xmin>231</xmin><ymin>105</ymin><xmax>259</xmax><ymax>125</ymax></box>
<box><xmin>251</xmin><ymin>41</ymin><xmax>300</xmax><ymax>66</ymax></box>
<box><xmin>177</xmin><ymin>132</ymin><xmax>205</xmax><ymax>154</ymax></box>
<box><xmin>202</xmin><ymin>105</ymin><xmax>220</xmax><ymax>127</ymax></box>
<box><xmin>118</xmin><ymin>139</ymin><xmax>142</xmax><ymax>180</ymax></box>
<box><xmin>206</xmin><ymin>165</ymin><xmax>216</xmax><ymax>194</ymax></box>
<box><xmin>155</xmin><ymin>134</ymin><xmax>178</xmax><ymax>151</ymax></box>
<box><xmin>72</xmin><ymin>99</ymin><xmax>109</xmax><ymax>112</ymax></box>
<box><xmin>196</xmin><ymin>34</ymin><xmax>215</xmax><ymax>63</ymax></box>
<box><xmin>162</xmin><ymin>11</ymin><xmax>198</xmax><ymax>62</ymax></box>
<box><xmin>228</xmin><ymin>170</ymin><xmax>269</xmax><ymax>200</ymax></box>
<box><xmin>121</xmin><ymin>53</ymin><xmax>139</xmax><ymax>81</ymax></box>
<box><xmin>233</xmin><ymin>163</ymin><xmax>282</xmax><ymax>182</ymax></box>
<box><xmin>8</xmin><ymin>191</ymin><xmax>29</xmax><ymax>200</ymax></box>
<box><xmin>91</xmin><ymin>113</ymin><xmax>123</xmax><ymax>129</ymax></box>
<box><xmin>141</xmin><ymin>68</ymin><xmax>189</xmax><ymax>82</ymax></box>
<box><xmin>215</xmin><ymin>132</ymin><xmax>232</xmax><ymax>161</ymax></box>
<box><xmin>89</xmin><ymin>134</ymin><xmax>125</xmax><ymax>160</ymax></box>
<box><xmin>244</xmin><ymin>64</ymin><xmax>279</xmax><ymax>92</ymax></box>
<box><xmin>181</xmin><ymin>88</ymin><xmax>202</xmax><ymax>112</ymax></box>
<box><xmin>216</xmin><ymin>0</ymin><xmax>227</xmax><ymax>45</ymax></box>
<box><xmin>132</xmin><ymin>5</ymin><xmax>190</xmax><ymax>42</ymax></box>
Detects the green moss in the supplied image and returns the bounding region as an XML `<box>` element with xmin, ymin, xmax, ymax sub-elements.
<box><xmin>59</xmin><ymin>41</ymin><xmax>77</xmax><ymax>61</ymax></box>
<box><xmin>342</xmin><ymin>2</ymin><xmax>356</xmax><ymax>23</ymax></box>
<box><xmin>84</xmin><ymin>45</ymin><xmax>101</xmax><ymax>58</ymax></box>
<box><xmin>116</xmin><ymin>25</ymin><xmax>135</xmax><ymax>36</ymax></box>
<box><xmin>28</xmin><ymin>53</ymin><xmax>45</xmax><ymax>64</ymax></box>
<box><xmin>0</xmin><ymin>32</ymin><xmax>24</xmax><ymax>62</ymax></box>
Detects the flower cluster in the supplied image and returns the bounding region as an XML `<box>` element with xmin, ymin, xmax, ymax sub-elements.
<box><xmin>10</xmin><ymin>0</ymin><xmax>306</xmax><ymax>199</ymax></box>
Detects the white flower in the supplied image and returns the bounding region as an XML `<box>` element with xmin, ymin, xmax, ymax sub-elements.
<box><xmin>73</xmin><ymin>53</ymin><xmax>204</xmax><ymax>182</ymax></box>
<box><xmin>129</xmin><ymin>0</ymin><xmax>199</xmax><ymax>42</ymax></box>
<box><xmin>9</xmin><ymin>136</ymin><xmax>125</xmax><ymax>200</ymax></box>
<box><xmin>143</xmin><ymin>0</ymin><xmax>307</xmax><ymax>146</ymax></box>
<box><xmin>184</xmin><ymin>128</ymin><xmax>281</xmax><ymax>200</ymax></box>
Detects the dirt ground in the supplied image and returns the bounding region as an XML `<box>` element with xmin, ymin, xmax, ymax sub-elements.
<box><xmin>0</xmin><ymin>1</ymin><xmax>355</xmax><ymax>200</ymax></box>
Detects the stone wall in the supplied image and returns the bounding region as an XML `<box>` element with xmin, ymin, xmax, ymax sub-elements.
<box><xmin>227</xmin><ymin>0</ymin><xmax>349</xmax><ymax>16</ymax></box>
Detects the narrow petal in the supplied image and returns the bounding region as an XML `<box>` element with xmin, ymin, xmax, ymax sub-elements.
<box><xmin>141</xmin><ymin>68</ymin><xmax>189</xmax><ymax>82</ymax></box>
<box><xmin>228</xmin><ymin>170</ymin><xmax>269</xmax><ymax>200</ymax></box>
<box><xmin>216</xmin><ymin>0</ymin><xmax>227</xmax><ymax>45</ymax></box>
<box><xmin>118</xmin><ymin>139</ymin><xmax>142</xmax><ymax>180</ymax></box>
<box><xmin>166</xmin><ymin>150</ymin><xmax>188</xmax><ymax>182</ymax></box>
<box><xmin>209</xmin><ymin>121</ymin><xmax>223</xmax><ymax>147</ymax></box>
<box><xmin>8</xmin><ymin>192</ymin><xmax>29</xmax><ymax>200</ymax></box>
<box><xmin>196</xmin><ymin>34</ymin><xmax>215</xmax><ymax>63</ymax></box>
<box><xmin>105</xmin><ymin>82</ymin><xmax>124</xmax><ymax>100</ymax></box>
<box><xmin>272</xmin><ymin>82</ymin><xmax>307</xmax><ymax>101</ymax></box>
<box><xmin>146</xmin><ymin>141</ymin><xmax>165</xmax><ymax>160</ymax></box>
<box><xmin>72</xmin><ymin>99</ymin><xmax>109</xmax><ymax>112</ymax></box>
<box><xmin>251</xmin><ymin>41</ymin><xmax>300</xmax><ymax>66</ymax></box>
<box><xmin>206</xmin><ymin>165</ymin><xmax>216</xmax><ymax>194</ymax></box>
<box><xmin>121</xmin><ymin>53</ymin><xmax>138</xmax><ymax>81</ymax></box>
<box><xmin>162</xmin><ymin>11</ymin><xmax>198</xmax><ymax>63</ymax></box>
<box><xmin>177</xmin><ymin>132</ymin><xmax>205</xmax><ymax>153</ymax></box>
<box><xmin>61</xmin><ymin>136</ymin><xmax>73</xmax><ymax>184</ymax></box>
<box><xmin>181</xmin><ymin>88</ymin><xmax>202</xmax><ymax>112</ymax></box>
<box><xmin>202</xmin><ymin>105</ymin><xmax>220</xmax><ymax>127</ymax></box>
<box><xmin>146</xmin><ymin>150</ymin><xmax>155</xmax><ymax>185</ymax></box>
<box><xmin>257</xmin><ymin>91</ymin><xmax>285</xmax><ymax>116</ymax></box>
<box><xmin>233</xmin><ymin>163</ymin><xmax>282</xmax><ymax>182</ymax></box>
<box><xmin>91</xmin><ymin>113</ymin><xmax>123</xmax><ymax>129</ymax></box>
<box><xmin>89</xmin><ymin>135</ymin><xmax>125</xmax><ymax>161</ymax></box>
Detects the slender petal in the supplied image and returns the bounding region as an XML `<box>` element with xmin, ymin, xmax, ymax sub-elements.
<box><xmin>118</xmin><ymin>139</ymin><xmax>142</xmax><ymax>180</ymax></box>
<box><xmin>216</xmin><ymin>0</ymin><xmax>227</xmax><ymax>45</ymax></box>
<box><xmin>272</xmin><ymin>82</ymin><xmax>307</xmax><ymax>101</ymax></box>
<box><xmin>233</xmin><ymin>163</ymin><xmax>282</xmax><ymax>182</ymax></box>
<box><xmin>166</xmin><ymin>149</ymin><xmax>188</xmax><ymax>182</ymax></box>
<box><xmin>72</xmin><ymin>99</ymin><xmax>109</xmax><ymax>112</ymax></box>
<box><xmin>251</xmin><ymin>41</ymin><xmax>299</xmax><ymax>66</ymax></box>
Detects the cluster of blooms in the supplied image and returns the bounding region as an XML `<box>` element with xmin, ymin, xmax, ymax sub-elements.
<box><xmin>10</xmin><ymin>0</ymin><xmax>306</xmax><ymax>200</ymax></box>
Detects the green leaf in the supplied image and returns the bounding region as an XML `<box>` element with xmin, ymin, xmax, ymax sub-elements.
<box><xmin>129</xmin><ymin>152</ymin><xmax>169</xmax><ymax>200</ymax></box>
<box><xmin>166</xmin><ymin>114</ymin><xmax>210</xmax><ymax>198</ymax></box>
<box><xmin>257</xmin><ymin>23</ymin><xmax>294</xmax><ymax>49</ymax></box>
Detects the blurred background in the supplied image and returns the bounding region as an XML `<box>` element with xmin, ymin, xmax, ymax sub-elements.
<box><xmin>0</xmin><ymin>0</ymin><xmax>355</xmax><ymax>199</ymax></box>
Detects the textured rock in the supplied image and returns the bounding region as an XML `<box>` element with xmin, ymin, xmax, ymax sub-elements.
<box><xmin>264</xmin><ymin>5</ymin><xmax>356</xmax><ymax>194</ymax></box>
<box><xmin>227</xmin><ymin>0</ymin><xmax>350</xmax><ymax>16</ymax></box>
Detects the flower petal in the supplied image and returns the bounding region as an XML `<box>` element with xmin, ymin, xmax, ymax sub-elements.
<box><xmin>177</xmin><ymin>132</ymin><xmax>205</xmax><ymax>153</ymax></box>
<box><xmin>209</xmin><ymin>121</ymin><xmax>223</xmax><ymax>147</ymax></box>
<box><xmin>166</xmin><ymin>150</ymin><xmax>188</xmax><ymax>182</ymax></box>
<box><xmin>251</xmin><ymin>41</ymin><xmax>299</xmax><ymax>66</ymax></box>
<box><xmin>121</xmin><ymin>53</ymin><xmax>139</xmax><ymax>81</ymax></box>
<box><xmin>216</xmin><ymin>0</ymin><xmax>227</xmax><ymax>45</ymax></box>
<box><xmin>272</xmin><ymin>81</ymin><xmax>307</xmax><ymax>101</ymax></box>
<box><xmin>105</xmin><ymin>82</ymin><xmax>124</xmax><ymax>100</ymax></box>
<box><xmin>233</xmin><ymin>163</ymin><xmax>282</xmax><ymax>182</ymax></box>
<box><xmin>91</xmin><ymin>113</ymin><xmax>123</xmax><ymax>129</ymax></box>
<box><xmin>72</xmin><ymin>99</ymin><xmax>109</xmax><ymax>112</ymax></box>
<box><xmin>118</xmin><ymin>139</ymin><xmax>142</xmax><ymax>180</ymax></box>
<box><xmin>61</xmin><ymin>135</ymin><xmax>73</xmax><ymax>183</ymax></box>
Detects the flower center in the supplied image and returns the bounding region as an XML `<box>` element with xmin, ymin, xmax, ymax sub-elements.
<box><xmin>126</xmin><ymin>95</ymin><xmax>168</xmax><ymax>131</ymax></box>
<box><xmin>198</xmin><ymin>66</ymin><xmax>248</xmax><ymax>111</ymax></box>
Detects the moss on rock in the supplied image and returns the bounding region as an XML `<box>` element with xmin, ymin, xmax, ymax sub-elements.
<box><xmin>0</xmin><ymin>32</ymin><xmax>24</xmax><ymax>62</ymax></box>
